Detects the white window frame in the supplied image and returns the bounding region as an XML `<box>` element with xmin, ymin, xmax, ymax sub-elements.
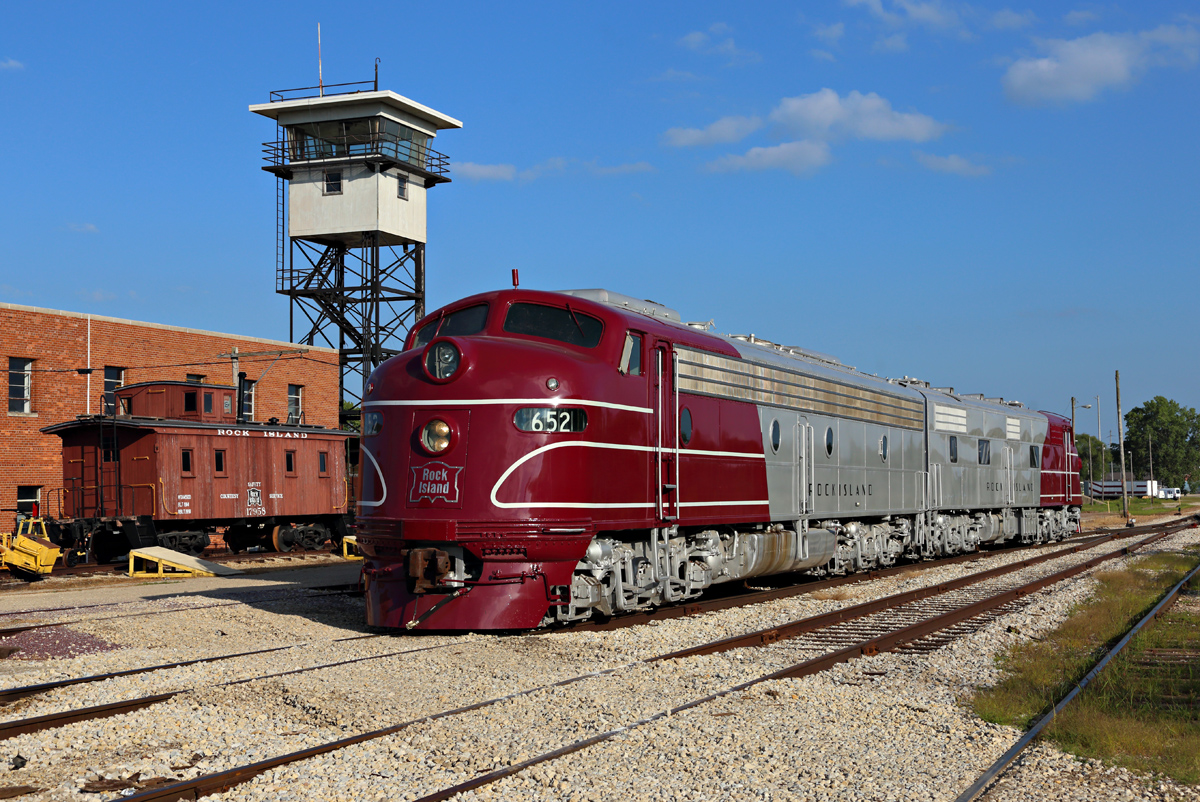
<box><xmin>242</xmin><ymin>381</ymin><xmax>256</xmax><ymax>421</ymax></box>
<box><xmin>103</xmin><ymin>366</ymin><xmax>124</xmax><ymax>415</ymax></box>
<box><xmin>287</xmin><ymin>384</ymin><xmax>303</xmax><ymax>424</ymax></box>
<box><xmin>397</xmin><ymin>172</ymin><xmax>408</xmax><ymax>200</ymax></box>
<box><xmin>16</xmin><ymin>485</ymin><xmax>40</xmax><ymax>515</ymax></box>
<box><xmin>323</xmin><ymin>169</ymin><xmax>343</xmax><ymax>195</ymax></box>
<box><xmin>8</xmin><ymin>357</ymin><xmax>32</xmax><ymax>414</ymax></box>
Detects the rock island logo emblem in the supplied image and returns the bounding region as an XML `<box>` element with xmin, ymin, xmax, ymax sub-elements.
<box><xmin>409</xmin><ymin>462</ymin><xmax>463</xmax><ymax>504</ymax></box>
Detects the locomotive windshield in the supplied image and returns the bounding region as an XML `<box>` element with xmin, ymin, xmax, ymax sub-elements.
<box><xmin>412</xmin><ymin>304</ymin><xmax>490</xmax><ymax>348</ymax></box>
<box><xmin>502</xmin><ymin>303</ymin><xmax>603</xmax><ymax>348</ymax></box>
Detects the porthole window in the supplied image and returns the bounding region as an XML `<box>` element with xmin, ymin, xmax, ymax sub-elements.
<box><xmin>880</xmin><ymin>435</ymin><xmax>888</xmax><ymax>462</ymax></box>
<box><xmin>825</xmin><ymin>427</ymin><xmax>834</xmax><ymax>457</ymax></box>
<box><xmin>680</xmin><ymin>408</ymin><xmax>693</xmax><ymax>446</ymax></box>
<box><xmin>770</xmin><ymin>420</ymin><xmax>781</xmax><ymax>454</ymax></box>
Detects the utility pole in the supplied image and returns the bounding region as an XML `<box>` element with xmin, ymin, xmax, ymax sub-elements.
<box><xmin>1116</xmin><ymin>370</ymin><xmax>1129</xmax><ymax>519</ymax></box>
<box><xmin>1149</xmin><ymin>430</ymin><xmax>1154</xmax><ymax>488</ymax></box>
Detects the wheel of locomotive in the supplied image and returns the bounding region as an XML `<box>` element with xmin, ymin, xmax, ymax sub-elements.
<box><xmin>224</xmin><ymin>527</ymin><xmax>250</xmax><ymax>554</ymax></box>
<box><xmin>272</xmin><ymin>525</ymin><xmax>297</xmax><ymax>553</ymax></box>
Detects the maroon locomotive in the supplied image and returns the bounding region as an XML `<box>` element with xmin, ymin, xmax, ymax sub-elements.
<box><xmin>43</xmin><ymin>380</ymin><xmax>354</xmax><ymax>562</ymax></box>
<box><xmin>356</xmin><ymin>288</ymin><xmax>1082</xmax><ymax>631</ymax></box>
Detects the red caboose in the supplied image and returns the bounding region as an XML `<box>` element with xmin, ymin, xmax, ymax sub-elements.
<box><xmin>43</xmin><ymin>380</ymin><xmax>354</xmax><ymax>561</ymax></box>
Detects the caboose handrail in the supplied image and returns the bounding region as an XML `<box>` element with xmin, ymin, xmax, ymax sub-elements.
<box><xmin>156</xmin><ymin>478</ymin><xmax>177</xmax><ymax>515</ymax></box>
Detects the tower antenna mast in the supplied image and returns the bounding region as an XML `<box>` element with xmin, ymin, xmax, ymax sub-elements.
<box><xmin>317</xmin><ymin>24</ymin><xmax>324</xmax><ymax>96</ymax></box>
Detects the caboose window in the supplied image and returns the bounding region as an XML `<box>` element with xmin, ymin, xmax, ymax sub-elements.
<box><xmin>181</xmin><ymin>449</ymin><xmax>193</xmax><ymax>474</ymax></box>
<box><xmin>978</xmin><ymin>439</ymin><xmax>991</xmax><ymax>465</ymax></box>
<box><xmin>503</xmin><ymin>303</ymin><xmax>603</xmax><ymax>348</ymax></box>
<box><xmin>1030</xmin><ymin>445</ymin><xmax>1040</xmax><ymax>468</ymax></box>
<box><xmin>285</xmin><ymin>450</ymin><xmax>296</xmax><ymax>475</ymax></box>
<box><xmin>203</xmin><ymin>393</ymin><xmax>213</xmax><ymax>414</ymax></box>
<box><xmin>413</xmin><ymin>304</ymin><xmax>489</xmax><ymax>348</ymax></box>
<box><xmin>214</xmin><ymin>450</ymin><xmax>226</xmax><ymax>474</ymax></box>
<box><xmin>319</xmin><ymin>451</ymin><xmax>328</xmax><ymax>474</ymax></box>
<box><xmin>184</xmin><ymin>392</ymin><xmax>197</xmax><ymax>412</ymax></box>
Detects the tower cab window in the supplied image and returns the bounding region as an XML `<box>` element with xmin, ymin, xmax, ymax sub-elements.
<box><xmin>619</xmin><ymin>333</ymin><xmax>643</xmax><ymax>375</ymax></box>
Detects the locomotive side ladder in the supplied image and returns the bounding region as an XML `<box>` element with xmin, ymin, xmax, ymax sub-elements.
<box><xmin>653</xmin><ymin>343</ymin><xmax>679</xmax><ymax>523</ymax></box>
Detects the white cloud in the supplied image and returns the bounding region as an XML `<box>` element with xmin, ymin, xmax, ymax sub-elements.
<box><xmin>990</xmin><ymin>9</ymin><xmax>1036</xmax><ymax>30</ymax></box>
<box><xmin>707</xmin><ymin>140</ymin><xmax>832</xmax><ymax>177</ymax></box>
<box><xmin>519</xmin><ymin>157</ymin><xmax>569</xmax><ymax>181</ymax></box>
<box><xmin>914</xmin><ymin>151</ymin><xmax>991</xmax><ymax>176</ymax></box>
<box><xmin>67</xmin><ymin>223</ymin><xmax>99</xmax><ymax>233</ymax></box>
<box><xmin>811</xmin><ymin>49</ymin><xmax>837</xmax><ymax>61</ymax></box>
<box><xmin>588</xmin><ymin>161</ymin><xmax>656</xmax><ymax>176</ymax></box>
<box><xmin>677</xmin><ymin>26</ymin><xmax>761</xmax><ymax>65</ymax></box>
<box><xmin>845</xmin><ymin>0</ymin><xmax>963</xmax><ymax>31</ymax></box>
<box><xmin>452</xmin><ymin>162</ymin><xmax>517</xmax><ymax>181</ymax></box>
<box><xmin>650</xmin><ymin>68</ymin><xmax>700</xmax><ymax>82</ymax></box>
<box><xmin>1064</xmin><ymin>10</ymin><xmax>1099</xmax><ymax>26</ymax></box>
<box><xmin>874</xmin><ymin>32</ymin><xmax>909</xmax><ymax>52</ymax></box>
<box><xmin>815</xmin><ymin>22</ymin><xmax>845</xmax><ymax>43</ymax></box>
<box><xmin>1003</xmin><ymin>25</ymin><xmax>1199</xmax><ymax>104</ymax></box>
<box><xmin>769</xmin><ymin>88</ymin><xmax>948</xmax><ymax>142</ymax></box>
<box><xmin>0</xmin><ymin>58</ymin><xmax>23</xmax><ymax>70</ymax></box>
<box><xmin>663</xmin><ymin>115</ymin><xmax>764</xmax><ymax>147</ymax></box>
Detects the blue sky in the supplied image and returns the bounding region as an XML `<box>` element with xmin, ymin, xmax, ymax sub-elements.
<box><xmin>1</xmin><ymin>1</ymin><xmax>1196</xmax><ymax>439</ymax></box>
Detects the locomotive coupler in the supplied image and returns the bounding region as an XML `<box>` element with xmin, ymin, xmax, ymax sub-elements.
<box><xmin>405</xmin><ymin>547</ymin><xmax>452</xmax><ymax>594</ymax></box>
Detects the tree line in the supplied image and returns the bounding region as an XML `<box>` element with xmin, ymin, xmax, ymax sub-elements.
<box><xmin>1076</xmin><ymin>396</ymin><xmax>1198</xmax><ymax>491</ymax></box>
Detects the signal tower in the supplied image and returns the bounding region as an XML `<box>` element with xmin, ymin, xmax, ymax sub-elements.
<box><xmin>250</xmin><ymin>79</ymin><xmax>461</xmax><ymax>421</ymax></box>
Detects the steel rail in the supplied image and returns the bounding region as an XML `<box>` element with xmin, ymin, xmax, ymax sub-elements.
<box><xmin>407</xmin><ymin>529</ymin><xmax>1184</xmax><ymax>802</ymax></box>
<box><xmin>0</xmin><ymin>639</ymin><xmax>462</xmax><ymax>742</ymax></box>
<box><xmin>115</xmin><ymin>525</ymin><xmax>1190</xmax><ymax>802</ymax></box>
<box><xmin>954</xmin><ymin>559</ymin><xmax>1200</xmax><ymax>802</ymax></box>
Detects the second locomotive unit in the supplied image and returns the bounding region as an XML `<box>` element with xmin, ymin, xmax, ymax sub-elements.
<box><xmin>356</xmin><ymin>289</ymin><xmax>1081</xmax><ymax>631</ymax></box>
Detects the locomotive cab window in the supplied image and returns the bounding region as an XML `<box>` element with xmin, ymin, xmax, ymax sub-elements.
<box><xmin>181</xmin><ymin>449</ymin><xmax>193</xmax><ymax>475</ymax></box>
<box><xmin>503</xmin><ymin>303</ymin><xmax>603</xmax><ymax>348</ymax></box>
<box><xmin>619</xmin><ymin>333</ymin><xmax>643</xmax><ymax>375</ymax></box>
<box><xmin>1030</xmin><ymin>445</ymin><xmax>1040</xmax><ymax>469</ymax></box>
<box><xmin>285</xmin><ymin>450</ymin><xmax>296</xmax><ymax>476</ymax></box>
<box><xmin>825</xmin><ymin>427</ymin><xmax>834</xmax><ymax>457</ymax></box>
<box><xmin>949</xmin><ymin>436</ymin><xmax>958</xmax><ymax>464</ymax></box>
<box><xmin>679</xmin><ymin>408</ymin><xmax>693</xmax><ymax>446</ymax></box>
<box><xmin>978</xmin><ymin>439</ymin><xmax>991</xmax><ymax>465</ymax></box>
<box><xmin>880</xmin><ymin>435</ymin><xmax>888</xmax><ymax>462</ymax></box>
<box><xmin>413</xmin><ymin>304</ymin><xmax>489</xmax><ymax>349</ymax></box>
<box><xmin>770</xmin><ymin>420</ymin><xmax>781</xmax><ymax>454</ymax></box>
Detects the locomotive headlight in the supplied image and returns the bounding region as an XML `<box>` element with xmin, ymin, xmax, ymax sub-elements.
<box><xmin>422</xmin><ymin>419</ymin><xmax>452</xmax><ymax>454</ymax></box>
<box><xmin>425</xmin><ymin>341</ymin><xmax>461</xmax><ymax>380</ymax></box>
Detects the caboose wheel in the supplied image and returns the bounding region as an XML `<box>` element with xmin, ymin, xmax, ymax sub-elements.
<box><xmin>272</xmin><ymin>525</ymin><xmax>297</xmax><ymax>553</ymax></box>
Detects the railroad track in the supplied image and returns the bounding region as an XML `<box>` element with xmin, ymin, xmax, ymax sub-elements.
<box><xmin>11</xmin><ymin>524</ymin><xmax>1169</xmax><ymax>802</ymax></box>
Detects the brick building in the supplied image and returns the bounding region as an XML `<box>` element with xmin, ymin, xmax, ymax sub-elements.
<box><xmin>2</xmin><ymin>302</ymin><xmax>341</xmax><ymax>520</ymax></box>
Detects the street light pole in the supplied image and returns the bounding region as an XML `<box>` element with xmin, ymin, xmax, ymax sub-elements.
<box><xmin>1080</xmin><ymin>402</ymin><xmax>1093</xmax><ymax>501</ymax></box>
<box><xmin>1116</xmin><ymin>370</ymin><xmax>1129</xmax><ymax>520</ymax></box>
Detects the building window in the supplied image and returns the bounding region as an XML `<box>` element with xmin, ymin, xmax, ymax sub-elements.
<box><xmin>397</xmin><ymin>173</ymin><xmax>408</xmax><ymax>200</ymax></box>
<box><xmin>184</xmin><ymin>391</ymin><xmax>197</xmax><ymax>413</ymax></box>
<box><xmin>204</xmin><ymin>392</ymin><xmax>213</xmax><ymax>414</ymax></box>
<box><xmin>102</xmin><ymin>429</ymin><xmax>116</xmax><ymax>463</ymax></box>
<box><xmin>323</xmin><ymin>170</ymin><xmax>343</xmax><ymax>195</ymax></box>
<box><xmin>16</xmin><ymin>486</ymin><xmax>40</xmax><ymax>516</ymax></box>
<box><xmin>319</xmin><ymin>451</ymin><xmax>328</xmax><ymax>475</ymax></box>
<box><xmin>8</xmin><ymin>357</ymin><xmax>31</xmax><ymax>414</ymax></box>
<box><xmin>214</xmin><ymin>449</ymin><xmax>226</xmax><ymax>475</ymax></box>
<box><xmin>949</xmin><ymin>435</ymin><xmax>958</xmax><ymax>464</ymax></box>
<box><xmin>103</xmin><ymin>366</ymin><xmax>124</xmax><ymax>415</ymax></box>
<box><xmin>241</xmin><ymin>381</ymin><xmax>255</xmax><ymax>421</ymax></box>
<box><xmin>285</xmin><ymin>450</ymin><xmax>296</xmax><ymax>475</ymax></box>
<box><xmin>186</xmin><ymin>374</ymin><xmax>205</xmax><ymax>383</ymax></box>
<box><xmin>287</xmin><ymin>384</ymin><xmax>303</xmax><ymax>424</ymax></box>
<box><xmin>181</xmin><ymin>448</ymin><xmax>193</xmax><ymax>474</ymax></box>
<box><xmin>978</xmin><ymin>439</ymin><xmax>991</xmax><ymax>465</ymax></box>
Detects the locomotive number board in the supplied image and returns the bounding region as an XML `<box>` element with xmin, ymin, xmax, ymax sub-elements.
<box><xmin>676</xmin><ymin>347</ymin><xmax>925</xmax><ymax>431</ymax></box>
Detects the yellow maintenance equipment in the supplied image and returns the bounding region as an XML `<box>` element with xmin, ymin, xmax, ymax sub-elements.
<box><xmin>1</xmin><ymin>519</ymin><xmax>62</xmax><ymax>577</ymax></box>
<box><xmin>340</xmin><ymin>534</ymin><xmax>363</xmax><ymax>561</ymax></box>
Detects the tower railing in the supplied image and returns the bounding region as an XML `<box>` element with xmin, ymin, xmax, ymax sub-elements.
<box><xmin>262</xmin><ymin>131</ymin><xmax>450</xmax><ymax>179</ymax></box>
<box><xmin>269</xmin><ymin>80</ymin><xmax>378</xmax><ymax>102</ymax></box>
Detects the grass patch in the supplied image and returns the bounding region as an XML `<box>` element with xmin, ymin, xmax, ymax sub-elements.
<box><xmin>973</xmin><ymin>548</ymin><xmax>1200</xmax><ymax>784</ymax></box>
<box><xmin>1081</xmin><ymin>497</ymin><xmax>1198</xmax><ymax>518</ymax></box>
